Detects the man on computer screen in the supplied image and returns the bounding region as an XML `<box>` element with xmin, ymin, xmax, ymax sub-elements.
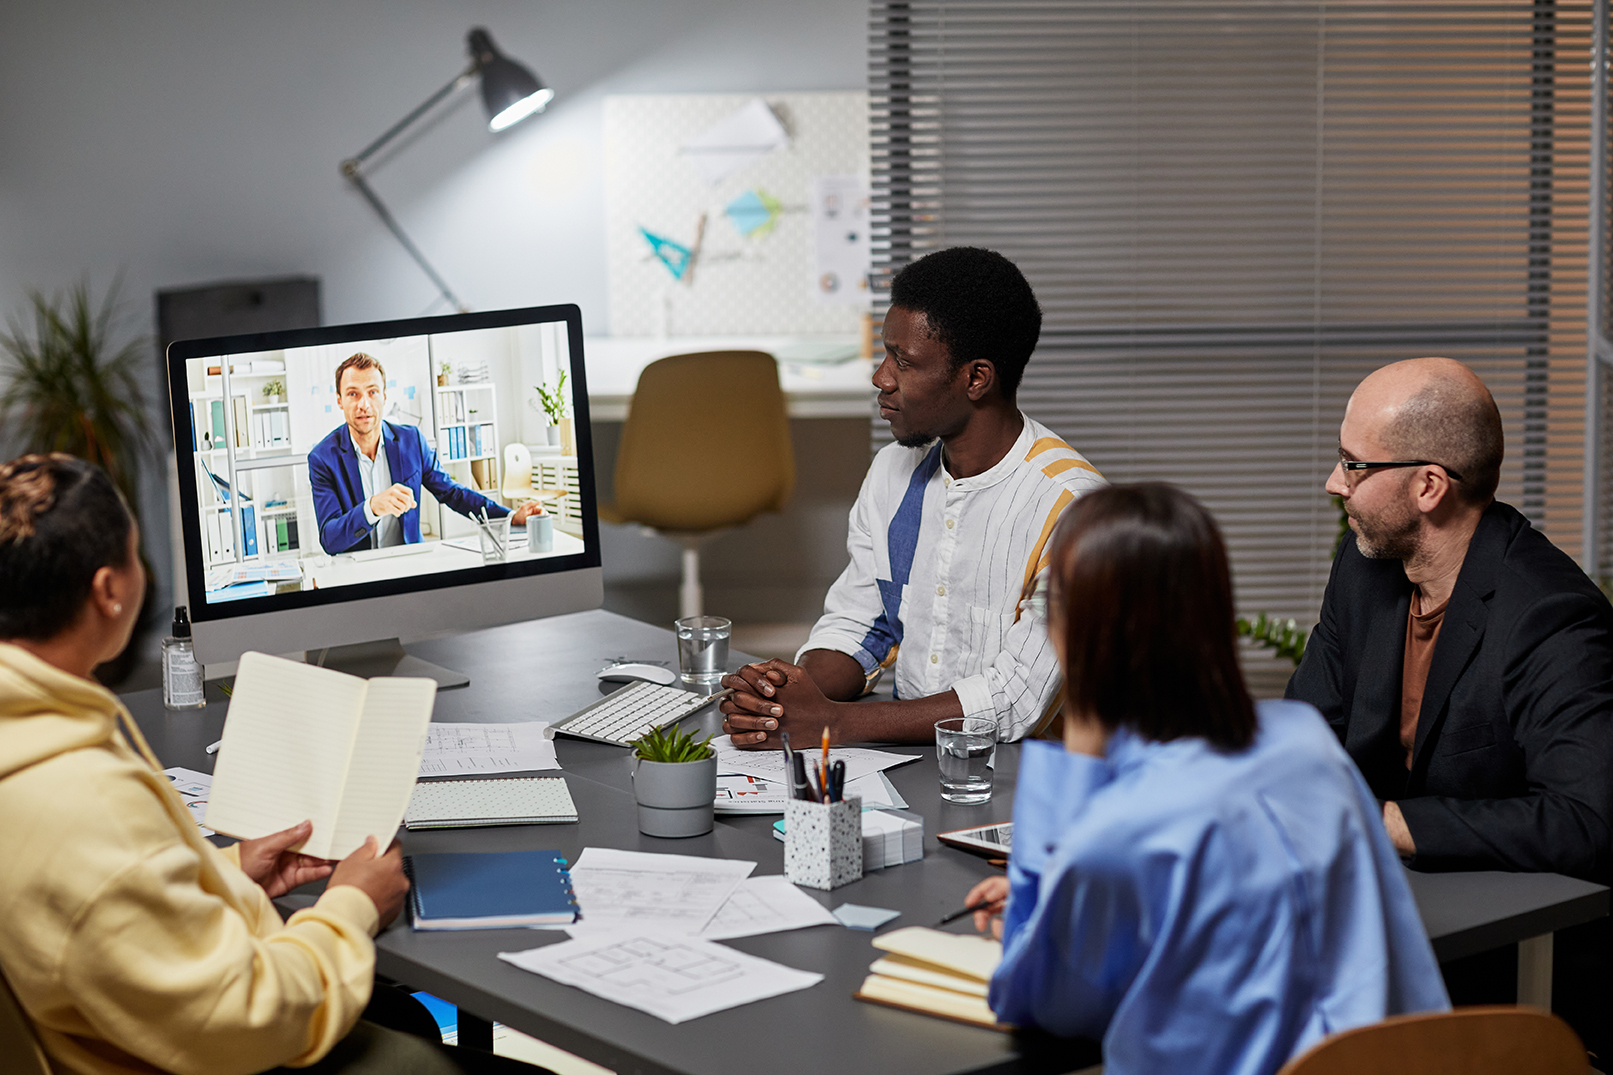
<box><xmin>308</xmin><ymin>353</ymin><xmax>545</xmax><ymax>555</ymax></box>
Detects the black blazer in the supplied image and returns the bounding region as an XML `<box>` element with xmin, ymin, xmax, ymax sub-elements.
<box><xmin>1287</xmin><ymin>500</ymin><xmax>1613</xmax><ymax>882</ymax></box>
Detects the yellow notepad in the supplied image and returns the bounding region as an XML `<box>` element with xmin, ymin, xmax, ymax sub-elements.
<box><xmin>204</xmin><ymin>652</ymin><xmax>435</xmax><ymax>859</ymax></box>
<box><xmin>852</xmin><ymin>926</ymin><xmax>1012</xmax><ymax>1031</ymax></box>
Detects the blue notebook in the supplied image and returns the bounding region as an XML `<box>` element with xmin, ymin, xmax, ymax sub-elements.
<box><xmin>406</xmin><ymin>850</ymin><xmax>578</xmax><ymax>931</ymax></box>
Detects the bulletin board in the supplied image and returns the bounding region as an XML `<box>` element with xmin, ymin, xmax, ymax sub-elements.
<box><xmin>604</xmin><ymin>92</ymin><xmax>870</xmax><ymax>337</ymax></box>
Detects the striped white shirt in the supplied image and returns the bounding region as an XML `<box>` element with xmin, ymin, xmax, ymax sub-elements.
<box><xmin>800</xmin><ymin>413</ymin><xmax>1105</xmax><ymax>741</ymax></box>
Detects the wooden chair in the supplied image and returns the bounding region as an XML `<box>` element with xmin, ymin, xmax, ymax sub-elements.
<box><xmin>0</xmin><ymin>963</ymin><xmax>53</xmax><ymax>1075</ymax></box>
<box><xmin>597</xmin><ymin>351</ymin><xmax>794</xmax><ymax>617</ymax></box>
<box><xmin>500</xmin><ymin>441</ymin><xmax>569</xmax><ymax>511</ymax></box>
<box><xmin>1278</xmin><ymin>1007</ymin><xmax>1588</xmax><ymax>1075</ymax></box>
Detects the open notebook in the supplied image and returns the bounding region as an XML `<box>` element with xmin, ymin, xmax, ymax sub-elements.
<box><xmin>204</xmin><ymin>652</ymin><xmax>435</xmax><ymax>859</ymax></box>
<box><xmin>853</xmin><ymin>927</ymin><xmax>1011</xmax><ymax>1031</ymax></box>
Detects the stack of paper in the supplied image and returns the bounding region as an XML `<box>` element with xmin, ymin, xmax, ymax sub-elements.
<box><xmin>853</xmin><ymin>927</ymin><xmax>1010</xmax><ymax>1031</ymax></box>
<box><xmin>861</xmin><ymin>808</ymin><xmax>923</xmax><ymax>870</ymax></box>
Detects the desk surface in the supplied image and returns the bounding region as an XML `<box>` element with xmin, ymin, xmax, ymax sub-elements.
<box><xmin>300</xmin><ymin>532</ymin><xmax>587</xmax><ymax>589</ymax></box>
<box><xmin>121</xmin><ymin>609</ymin><xmax>1608</xmax><ymax>1075</ymax></box>
<box><xmin>583</xmin><ymin>337</ymin><xmax>874</xmax><ymax>420</ymax></box>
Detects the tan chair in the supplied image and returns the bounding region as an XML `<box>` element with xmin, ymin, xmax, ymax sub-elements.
<box><xmin>598</xmin><ymin>351</ymin><xmax>794</xmax><ymax>618</ymax></box>
<box><xmin>0</xmin><ymin>962</ymin><xmax>53</xmax><ymax>1075</ymax></box>
<box><xmin>500</xmin><ymin>441</ymin><xmax>568</xmax><ymax>511</ymax></box>
<box><xmin>1278</xmin><ymin>1007</ymin><xmax>1588</xmax><ymax>1075</ymax></box>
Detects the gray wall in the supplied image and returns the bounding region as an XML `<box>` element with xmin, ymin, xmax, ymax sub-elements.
<box><xmin>0</xmin><ymin>0</ymin><xmax>866</xmax><ymax>625</ymax></box>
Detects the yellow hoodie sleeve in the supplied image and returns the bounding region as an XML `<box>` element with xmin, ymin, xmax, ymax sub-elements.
<box><xmin>54</xmin><ymin>839</ymin><xmax>378</xmax><ymax>1075</ymax></box>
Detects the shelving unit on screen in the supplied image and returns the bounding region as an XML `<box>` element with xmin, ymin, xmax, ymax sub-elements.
<box><xmin>433</xmin><ymin>381</ymin><xmax>500</xmax><ymax>541</ymax></box>
<box><xmin>185</xmin><ymin>353</ymin><xmax>309</xmax><ymax>577</ymax></box>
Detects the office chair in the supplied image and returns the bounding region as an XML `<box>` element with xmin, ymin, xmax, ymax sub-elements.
<box><xmin>598</xmin><ymin>351</ymin><xmax>794</xmax><ymax>618</ymax></box>
<box><xmin>1277</xmin><ymin>1007</ymin><xmax>1588</xmax><ymax>1075</ymax></box>
<box><xmin>501</xmin><ymin>441</ymin><xmax>568</xmax><ymax>510</ymax></box>
<box><xmin>0</xmin><ymin>962</ymin><xmax>53</xmax><ymax>1075</ymax></box>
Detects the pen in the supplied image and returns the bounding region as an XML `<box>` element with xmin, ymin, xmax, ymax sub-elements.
<box><xmin>780</xmin><ymin>731</ymin><xmax>794</xmax><ymax>792</ymax></box>
<box><xmin>936</xmin><ymin>899</ymin><xmax>995</xmax><ymax>928</ymax></box>
<box><xmin>830</xmin><ymin>759</ymin><xmax>846</xmax><ymax>802</ymax></box>
<box><xmin>791</xmin><ymin>752</ymin><xmax>810</xmax><ymax>800</ymax></box>
<box><xmin>205</xmin><ymin>739</ymin><xmax>222</xmax><ymax>755</ymax></box>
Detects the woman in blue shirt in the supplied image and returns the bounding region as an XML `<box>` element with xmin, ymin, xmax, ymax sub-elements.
<box><xmin>967</xmin><ymin>483</ymin><xmax>1448</xmax><ymax>1075</ymax></box>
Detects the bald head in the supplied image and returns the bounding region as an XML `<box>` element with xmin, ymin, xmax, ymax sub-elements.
<box><xmin>1346</xmin><ymin>358</ymin><xmax>1503</xmax><ymax>506</ymax></box>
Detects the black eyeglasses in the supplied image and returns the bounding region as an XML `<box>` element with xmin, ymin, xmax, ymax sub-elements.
<box><xmin>1337</xmin><ymin>458</ymin><xmax>1464</xmax><ymax>482</ymax></box>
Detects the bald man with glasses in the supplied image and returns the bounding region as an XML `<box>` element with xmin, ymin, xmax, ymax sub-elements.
<box><xmin>1288</xmin><ymin>357</ymin><xmax>1613</xmax><ymax>1048</ymax></box>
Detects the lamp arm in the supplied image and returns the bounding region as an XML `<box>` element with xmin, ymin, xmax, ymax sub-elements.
<box><xmin>337</xmin><ymin>60</ymin><xmax>480</xmax><ymax>314</ymax></box>
<box><xmin>343</xmin><ymin>169</ymin><xmax>468</xmax><ymax>312</ymax></box>
<box><xmin>345</xmin><ymin>59</ymin><xmax>481</xmax><ymax>170</ymax></box>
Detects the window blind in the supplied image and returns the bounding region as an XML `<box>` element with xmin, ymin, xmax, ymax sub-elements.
<box><xmin>871</xmin><ymin>1</ymin><xmax>1595</xmax><ymax>689</ymax></box>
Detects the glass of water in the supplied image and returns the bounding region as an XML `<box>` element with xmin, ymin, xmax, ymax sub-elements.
<box><xmin>675</xmin><ymin>616</ymin><xmax>731</xmax><ymax>689</ymax></box>
<box><xmin>935</xmin><ymin>717</ymin><xmax>997</xmax><ymax>804</ymax></box>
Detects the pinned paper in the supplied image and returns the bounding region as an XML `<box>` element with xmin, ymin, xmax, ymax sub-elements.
<box><xmin>726</xmin><ymin>189</ymin><xmax>784</xmax><ymax>238</ymax></box>
<box><xmin>812</xmin><ymin>175</ymin><xmax>872</xmax><ymax>306</ymax></box>
<box><xmin>680</xmin><ymin>98</ymin><xmax>789</xmax><ymax>185</ymax></box>
<box><xmin>833</xmin><ymin>903</ymin><xmax>901</xmax><ymax>931</ymax></box>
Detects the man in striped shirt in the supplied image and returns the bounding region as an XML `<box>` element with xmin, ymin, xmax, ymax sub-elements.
<box><xmin>721</xmin><ymin>247</ymin><xmax>1104</xmax><ymax>745</ymax></box>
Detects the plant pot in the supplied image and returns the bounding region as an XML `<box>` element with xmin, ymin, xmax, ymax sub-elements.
<box><xmin>437</xmin><ymin>374</ymin><xmax>449</xmax><ymax>386</ymax></box>
<box><xmin>631</xmin><ymin>755</ymin><xmax>716</xmax><ymax>838</ymax></box>
<box><xmin>542</xmin><ymin>424</ymin><xmax>560</xmax><ymax>447</ymax></box>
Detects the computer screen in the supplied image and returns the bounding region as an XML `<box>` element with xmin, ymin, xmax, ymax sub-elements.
<box><xmin>166</xmin><ymin>304</ymin><xmax>602</xmax><ymax>668</ymax></box>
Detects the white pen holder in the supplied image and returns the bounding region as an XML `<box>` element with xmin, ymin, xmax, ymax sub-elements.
<box><xmin>785</xmin><ymin>796</ymin><xmax>863</xmax><ymax>890</ymax></box>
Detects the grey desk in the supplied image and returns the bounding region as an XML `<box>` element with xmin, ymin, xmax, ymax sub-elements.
<box><xmin>122</xmin><ymin>609</ymin><xmax>1608</xmax><ymax>1075</ymax></box>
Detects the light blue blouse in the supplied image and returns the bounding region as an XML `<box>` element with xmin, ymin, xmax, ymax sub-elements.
<box><xmin>989</xmin><ymin>700</ymin><xmax>1449</xmax><ymax>1075</ymax></box>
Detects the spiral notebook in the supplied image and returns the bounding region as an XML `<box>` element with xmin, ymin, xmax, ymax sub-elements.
<box><xmin>407</xmin><ymin>850</ymin><xmax>579</xmax><ymax>930</ymax></box>
<box><xmin>404</xmin><ymin>776</ymin><xmax>579</xmax><ymax>829</ymax></box>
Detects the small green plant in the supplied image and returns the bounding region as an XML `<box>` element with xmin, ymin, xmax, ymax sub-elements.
<box><xmin>534</xmin><ymin>370</ymin><xmax>568</xmax><ymax>424</ymax></box>
<box><xmin>261</xmin><ymin>378</ymin><xmax>285</xmax><ymax>399</ymax></box>
<box><xmin>440</xmin><ymin>361</ymin><xmax>452</xmax><ymax>376</ymax></box>
<box><xmin>631</xmin><ymin>723</ymin><xmax>714</xmax><ymax>763</ymax></box>
<box><xmin>1236</xmin><ymin>613</ymin><xmax>1309</xmax><ymax>667</ymax></box>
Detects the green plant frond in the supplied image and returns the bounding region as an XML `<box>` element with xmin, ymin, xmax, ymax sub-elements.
<box><xmin>1236</xmin><ymin>612</ymin><xmax>1310</xmax><ymax>667</ymax></box>
<box><xmin>631</xmin><ymin>723</ymin><xmax>716</xmax><ymax>763</ymax></box>
<box><xmin>0</xmin><ymin>275</ymin><xmax>153</xmax><ymax>515</ymax></box>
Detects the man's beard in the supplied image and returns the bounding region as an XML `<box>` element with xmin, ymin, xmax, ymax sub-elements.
<box><xmin>894</xmin><ymin>429</ymin><xmax>936</xmax><ymax>449</ymax></box>
<box><xmin>1349</xmin><ymin>500</ymin><xmax>1420</xmax><ymax>560</ymax></box>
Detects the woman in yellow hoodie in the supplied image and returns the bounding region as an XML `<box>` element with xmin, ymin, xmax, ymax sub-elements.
<box><xmin>0</xmin><ymin>455</ymin><xmax>542</xmax><ymax>1075</ymax></box>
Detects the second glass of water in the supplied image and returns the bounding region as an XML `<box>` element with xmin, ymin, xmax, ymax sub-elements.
<box><xmin>935</xmin><ymin>717</ymin><xmax>997</xmax><ymax>804</ymax></box>
<box><xmin>675</xmin><ymin>615</ymin><xmax>731</xmax><ymax>689</ymax></box>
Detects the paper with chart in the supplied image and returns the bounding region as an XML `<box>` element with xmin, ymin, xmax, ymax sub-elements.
<box><xmin>499</xmin><ymin>930</ymin><xmax>822</xmax><ymax>1024</ymax></box>
<box><xmin>714</xmin><ymin>771</ymin><xmax>907</xmax><ymax>814</ymax></box>
<box><xmin>204</xmin><ymin>652</ymin><xmax>435</xmax><ymax>859</ymax></box>
<box><xmin>162</xmin><ymin>767</ymin><xmax>214</xmax><ymax>836</ymax></box>
<box><xmin>710</xmin><ymin>735</ymin><xmax>922</xmax><ymax>785</ymax></box>
<box><xmin>567</xmin><ymin>848</ymin><xmax>754</xmax><ymax>933</ymax></box>
<box><xmin>418</xmin><ymin>722</ymin><xmax>558</xmax><ymax>777</ymax></box>
<box><xmin>698</xmin><ymin>875</ymin><xmax>838</xmax><ymax>940</ymax></box>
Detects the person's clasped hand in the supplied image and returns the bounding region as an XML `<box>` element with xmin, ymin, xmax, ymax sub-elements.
<box><xmin>235</xmin><ymin>819</ymin><xmax>334</xmax><ymax>899</ymax></box>
<box><xmin>719</xmin><ymin>659</ymin><xmax>837</xmax><ymax>749</ymax></box>
<box><xmin>369</xmin><ymin>483</ymin><xmax>416</xmax><ymax>518</ymax></box>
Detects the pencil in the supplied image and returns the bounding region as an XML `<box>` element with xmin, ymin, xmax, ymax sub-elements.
<box><xmin>821</xmin><ymin>726</ymin><xmax>831</xmax><ymax>803</ymax></box>
<box><xmin>936</xmin><ymin>899</ymin><xmax>995</xmax><ymax>928</ymax></box>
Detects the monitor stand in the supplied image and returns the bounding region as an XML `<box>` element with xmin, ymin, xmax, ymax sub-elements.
<box><xmin>305</xmin><ymin>638</ymin><xmax>470</xmax><ymax>690</ymax></box>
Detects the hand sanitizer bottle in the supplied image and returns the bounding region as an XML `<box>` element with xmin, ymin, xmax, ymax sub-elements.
<box><xmin>162</xmin><ymin>606</ymin><xmax>206</xmax><ymax>710</ymax></box>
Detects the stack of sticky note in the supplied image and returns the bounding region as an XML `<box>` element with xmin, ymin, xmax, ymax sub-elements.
<box><xmin>862</xmin><ymin>807</ymin><xmax>924</xmax><ymax>870</ymax></box>
<box><xmin>853</xmin><ymin>926</ymin><xmax>1009</xmax><ymax>1030</ymax></box>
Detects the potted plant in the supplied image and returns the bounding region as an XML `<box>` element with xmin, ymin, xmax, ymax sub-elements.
<box><xmin>437</xmin><ymin>361</ymin><xmax>451</xmax><ymax>387</ymax></box>
<box><xmin>629</xmin><ymin>723</ymin><xmax>717</xmax><ymax>837</ymax></box>
<box><xmin>533</xmin><ymin>371</ymin><xmax>571</xmax><ymax>452</ymax></box>
<box><xmin>0</xmin><ymin>277</ymin><xmax>155</xmax><ymax>686</ymax></box>
<box><xmin>261</xmin><ymin>377</ymin><xmax>286</xmax><ymax>404</ymax></box>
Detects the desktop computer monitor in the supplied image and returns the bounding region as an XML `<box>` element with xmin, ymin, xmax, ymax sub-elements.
<box><xmin>166</xmin><ymin>303</ymin><xmax>602</xmax><ymax>685</ymax></box>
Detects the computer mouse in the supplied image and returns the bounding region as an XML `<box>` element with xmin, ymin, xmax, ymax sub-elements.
<box><xmin>597</xmin><ymin>662</ymin><xmax>679</xmax><ymax>686</ymax></box>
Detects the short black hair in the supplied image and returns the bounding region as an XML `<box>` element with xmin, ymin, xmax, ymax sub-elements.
<box><xmin>1049</xmin><ymin>482</ymin><xmax>1257</xmax><ymax>752</ymax></box>
<box><xmin>0</xmin><ymin>454</ymin><xmax>132</xmax><ymax>641</ymax></box>
<box><xmin>889</xmin><ymin>247</ymin><xmax>1042</xmax><ymax>396</ymax></box>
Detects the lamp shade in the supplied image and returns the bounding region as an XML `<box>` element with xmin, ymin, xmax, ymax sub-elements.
<box><xmin>467</xmin><ymin>27</ymin><xmax>553</xmax><ymax>132</ymax></box>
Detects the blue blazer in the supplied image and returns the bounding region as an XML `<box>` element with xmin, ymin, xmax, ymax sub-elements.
<box><xmin>308</xmin><ymin>420</ymin><xmax>507</xmax><ymax>555</ymax></box>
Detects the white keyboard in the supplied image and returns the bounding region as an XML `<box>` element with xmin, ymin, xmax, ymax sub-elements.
<box><xmin>550</xmin><ymin>681</ymin><xmax>720</xmax><ymax>747</ymax></box>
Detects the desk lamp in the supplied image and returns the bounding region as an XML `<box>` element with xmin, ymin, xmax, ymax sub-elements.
<box><xmin>340</xmin><ymin>27</ymin><xmax>553</xmax><ymax>312</ymax></box>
